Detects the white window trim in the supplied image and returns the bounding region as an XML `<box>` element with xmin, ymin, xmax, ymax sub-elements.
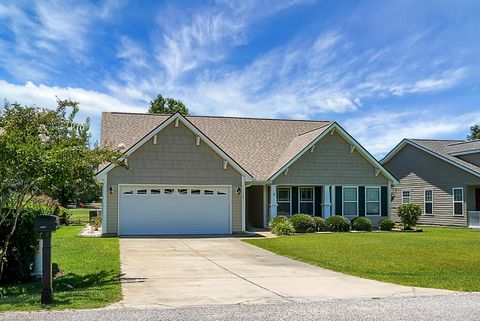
<box><xmin>277</xmin><ymin>187</ymin><xmax>292</xmax><ymax>216</ymax></box>
<box><xmin>365</xmin><ymin>186</ymin><xmax>381</xmax><ymax>217</ymax></box>
<box><xmin>424</xmin><ymin>188</ymin><xmax>434</xmax><ymax>215</ymax></box>
<box><xmin>452</xmin><ymin>187</ymin><xmax>464</xmax><ymax>216</ymax></box>
<box><xmin>342</xmin><ymin>186</ymin><xmax>359</xmax><ymax>217</ymax></box>
<box><xmin>402</xmin><ymin>189</ymin><xmax>411</xmax><ymax>204</ymax></box>
<box><xmin>298</xmin><ymin>187</ymin><xmax>315</xmax><ymax>216</ymax></box>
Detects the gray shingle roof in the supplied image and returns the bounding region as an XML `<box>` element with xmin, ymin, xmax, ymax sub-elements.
<box><xmin>408</xmin><ymin>139</ymin><xmax>480</xmax><ymax>176</ymax></box>
<box><xmin>101</xmin><ymin>112</ymin><xmax>333</xmax><ymax>180</ymax></box>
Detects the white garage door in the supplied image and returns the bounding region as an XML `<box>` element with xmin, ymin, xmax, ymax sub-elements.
<box><xmin>119</xmin><ymin>185</ymin><xmax>231</xmax><ymax>235</ymax></box>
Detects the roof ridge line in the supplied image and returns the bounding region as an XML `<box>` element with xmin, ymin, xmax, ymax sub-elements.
<box><xmin>447</xmin><ymin>139</ymin><xmax>480</xmax><ymax>146</ymax></box>
<box><xmin>105</xmin><ymin>111</ymin><xmax>332</xmax><ymax>123</ymax></box>
<box><xmin>411</xmin><ymin>138</ymin><xmax>463</xmax><ymax>142</ymax></box>
<box><xmin>296</xmin><ymin>122</ymin><xmax>333</xmax><ymax>136</ymax></box>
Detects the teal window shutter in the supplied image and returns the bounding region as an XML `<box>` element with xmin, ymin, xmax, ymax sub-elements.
<box><xmin>335</xmin><ymin>186</ymin><xmax>342</xmax><ymax>216</ymax></box>
<box><xmin>358</xmin><ymin>186</ymin><xmax>365</xmax><ymax>216</ymax></box>
<box><xmin>381</xmin><ymin>186</ymin><xmax>388</xmax><ymax>216</ymax></box>
<box><xmin>291</xmin><ymin>187</ymin><xmax>298</xmax><ymax>215</ymax></box>
<box><xmin>314</xmin><ymin>187</ymin><xmax>322</xmax><ymax>217</ymax></box>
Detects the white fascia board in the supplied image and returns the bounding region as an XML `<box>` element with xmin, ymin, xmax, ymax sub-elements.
<box><xmin>383</xmin><ymin>139</ymin><xmax>480</xmax><ymax>179</ymax></box>
<box><xmin>96</xmin><ymin>113</ymin><xmax>254</xmax><ymax>181</ymax></box>
<box><xmin>269</xmin><ymin>122</ymin><xmax>399</xmax><ymax>185</ymax></box>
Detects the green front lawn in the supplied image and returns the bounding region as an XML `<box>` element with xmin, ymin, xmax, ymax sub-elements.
<box><xmin>245</xmin><ymin>227</ymin><xmax>480</xmax><ymax>292</ymax></box>
<box><xmin>68</xmin><ymin>208</ymin><xmax>90</xmax><ymax>224</ymax></box>
<box><xmin>0</xmin><ymin>226</ymin><xmax>121</xmax><ymax>311</ymax></box>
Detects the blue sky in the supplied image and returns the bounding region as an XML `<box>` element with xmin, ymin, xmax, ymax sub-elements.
<box><xmin>1</xmin><ymin>0</ymin><xmax>479</xmax><ymax>157</ymax></box>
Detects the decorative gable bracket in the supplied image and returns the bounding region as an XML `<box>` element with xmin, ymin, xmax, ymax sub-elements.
<box><xmin>375</xmin><ymin>168</ymin><xmax>380</xmax><ymax>177</ymax></box>
<box><xmin>350</xmin><ymin>144</ymin><xmax>355</xmax><ymax>154</ymax></box>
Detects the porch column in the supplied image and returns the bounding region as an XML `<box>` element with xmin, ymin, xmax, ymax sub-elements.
<box><xmin>101</xmin><ymin>177</ymin><xmax>107</xmax><ymax>235</ymax></box>
<box><xmin>263</xmin><ymin>185</ymin><xmax>268</xmax><ymax>228</ymax></box>
<box><xmin>270</xmin><ymin>185</ymin><xmax>278</xmax><ymax>218</ymax></box>
<box><xmin>322</xmin><ymin>185</ymin><xmax>332</xmax><ymax>218</ymax></box>
<box><xmin>241</xmin><ymin>176</ymin><xmax>246</xmax><ymax>232</ymax></box>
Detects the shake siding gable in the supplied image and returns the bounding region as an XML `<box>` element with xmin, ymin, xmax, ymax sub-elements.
<box><xmin>272</xmin><ymin>132</ymin><xmax>388</xmax><ymax>186</ymax></box>
<box><xmin>106</xmin><ymin>121</ymin><xmax>243</xmax><ymax>234</ymax></box>
<box><xmin>384</xmin><ymin>144</ymin><xmax>480</xmax><ymax>227</ymax></box>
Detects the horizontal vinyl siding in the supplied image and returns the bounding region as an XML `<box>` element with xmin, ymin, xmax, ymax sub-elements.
<box><xmin>106</xmin><ymin>121</ymin><xmax>243</xmax><ymax>234</ymax></box>
<box><xmin>273</xmin><ymin>132</ymin><xmax>388</xmax><ymax>186</ymax></box>
<box><xmin>384</xmin><ymin>144</ymin><xmax>480</xmax><ymax>227</ymax></box>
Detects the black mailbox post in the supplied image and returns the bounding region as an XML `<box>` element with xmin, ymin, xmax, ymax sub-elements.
<box><xmin>34</xmin><ymin>215</ymin><xmax>59</xmax><ymax>304</ymax></box>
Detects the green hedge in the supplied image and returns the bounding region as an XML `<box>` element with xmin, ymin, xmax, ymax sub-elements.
<box><xmin>325</xmin><ymin>215</ymin><xmax>351</xmax><ymax>232</ymax></box>
<box><xmin>0</xmin><ymin>204</ymin><xmax>53</xmax><ymax>284</ymax></box>
<box><xmin>351</xmin><ymin>217</ymin><xmax>372</xmax><ymax>231</ymax></box>
<box><xmin>290</xmin><ymin>214</ymin><xmax>316</xmax><ymax>233</ymax></box>
<box><xmin>379</xmin><ymin>218</ymin><xmax>395</xmax><ymax>231</ymax></box>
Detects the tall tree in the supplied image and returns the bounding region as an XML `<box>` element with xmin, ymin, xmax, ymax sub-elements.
<box><xmin>148</xmin><ymin>94</ymin><xmax>189</xmax><ymax>115</ymax></box>
<box><xmin>467</xmin><ymin>124</ymin><xmax>480</xmax><ymax>140</ymax></box>
<box><xmin>0</xmin><ymin>99</ymin><xmax>125</xmax><ymax>281</ymax></box>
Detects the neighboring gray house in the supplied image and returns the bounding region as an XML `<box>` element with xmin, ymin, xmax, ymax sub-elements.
<box><xmin>382</xmin><ymin>139</ymin><xmax>480</xmax><ymax>228</ymax></box>
<box><xmin>95</xmin><ymin>112</ymin><xmax>398</xmax><ymax>236</ymax></box>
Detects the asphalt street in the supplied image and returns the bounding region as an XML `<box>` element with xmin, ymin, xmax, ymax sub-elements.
<box><xmin>2</xmin><ymin>293</ymin><xmax>480</xmax><ymax>321</ymax></box>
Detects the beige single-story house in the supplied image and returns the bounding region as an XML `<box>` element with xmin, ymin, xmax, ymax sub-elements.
<box><xmin>381</xmin><ymin>139</ymin><xmax>480</xmax><ymax>228</ymax></box>
<box><xmin>95</xmin><ymin>112</ymin><xmax>398</xmax><ymax>236</ymax></box>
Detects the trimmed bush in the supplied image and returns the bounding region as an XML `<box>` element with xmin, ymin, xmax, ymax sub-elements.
<box><xmin>397</xmin><ymin>204</ymin><xmax>421</xmax><ymax>230</ymax></box>
<box><xmin>313</xmin><ymin>217</ymin><xmax>327</xmax><ymax>232</ymax></box>
<box><xmin>379</xmin><ymin>218</ymin><xmax>395</xmax><ymax>231</ymax></box>
<box><xmin>351</xmin><ymin>217</ymin><xmax>372</xmax><ymax>231</ymax></box>
<box><xmin>268</xmin><ymin>216</ymin><xmax>289</xmax><ymax>234</ymax></box>
<box><xmin>290</xmin><ymin>214</ymin><xmax>316</xmax><ymax>233</ymax></box>
<box><xmin>274</xmin><ymin>221</ymin><xmax>295</xmax><ymax>235</ymax></box>
<box><xmin>0</xmin><ymin>204</ymin><xmax>52</xmax><ymax>283</ymax></box>
<box><xmin>325</xmin><ymin>215</ymin><xmax>351</xmax><ymax>232</ymax></box>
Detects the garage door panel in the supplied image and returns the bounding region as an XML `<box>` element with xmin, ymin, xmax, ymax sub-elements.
<box><xmin>119</xmin><ymin>186</ymin><xmax>231</xmax><ymax>235</ymax></box>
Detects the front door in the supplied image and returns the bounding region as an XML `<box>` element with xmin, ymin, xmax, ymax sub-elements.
<box><xmin>476</xmin><ymin>188</ymin><xmax>480</xmax><ymax>211</ymax></box>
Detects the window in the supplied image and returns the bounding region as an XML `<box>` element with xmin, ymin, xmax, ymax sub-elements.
<box><xmin>150</xmin><ymin>188</ymin><xmax>161</xmax><ymax>195</ymax></box>
<box><xmin>123</xmin><ymin>189</ymin><xmax>134</xmax><ymax>195</ymax></box>
<box><xmin>191</xmin><ymin>189</ymin><xmax>201</xmax><ymax>195</ymax></box>
<box><xmin>136</xmin><ymin>189</ymin><xmax>147</xmax><ymax>195</ymax></box>
<box><xmin>217</xmin><ymin>190</ymin><xmax>227</xmax><ymax>195</ymax></box>
<box><xmin>299</xmin><ymin>187</ymin><xmax>314</xmax><ymax>215</ymax></box>
<box><xmin>204</xmin><ymin>189</ymin><xmax>214</xmax><ymax>195</ymax></box>
<box><xmin>402</xmin><ymin>190</ymin><xmax>411</xmax><ymax>204</ymax></box>
<box><xmin>164</xmin><ymin>188</ymin><xmax>174</xmax><ymax>195</ymax></box>
<box><xmin>366</xmin><ymin>187</ymin><xmax>380</xmax><ymax>216</ymax></box>
<box><xmin>343</xmin><ymin>187</ymin><xmax>358</xmax><ymax>216</ymax></box>
<box><xmin>277</xmin><ymin>187</ymin><xmax>291</xmax><ymax>216</ymax></box>
<box><xmin>453</xmin><ymin>187</ymin><xmax>464</xmax><ymax>216</ymax></box>
<box><xmin>424</xmin><ymin>189</ymin><xmax>433</xmax><ymax>215</ymax></box>
<box><xmin>178</xmin><ymin>189</ymin><xmax>188</xmax><ymax>195</ymax></box>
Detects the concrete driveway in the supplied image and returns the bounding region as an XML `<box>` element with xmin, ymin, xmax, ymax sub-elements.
<box><xmin>116</xmin><ymin>238</ymin><xmax>451</xmax><ymax>308</ymax></box>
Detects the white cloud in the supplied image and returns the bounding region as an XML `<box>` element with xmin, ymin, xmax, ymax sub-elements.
<box><xmin>344</xmin><ymin>110</ymin><xmax>480</xmax><ymax>157</ymax></box>
<box><xmin>0</xmin><ymin>1</ymin><xmax>124</xmax><ymax>81</ymax></box>
<box><xmin>0</xmin><ymin>81</ymin><xmax>144</xmax><ymax>115</ymax></box>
